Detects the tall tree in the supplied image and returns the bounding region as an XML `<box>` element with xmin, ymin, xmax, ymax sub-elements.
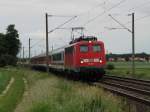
<box><xmin>0</xmin><ymin>25</ymin><xmax>21</xmax><ymax>66</ymax></box>
<box><xmin>4</xmin><ymin>24</ymin><xmax>21</xmax><ymax>56</ymax></box>
<box><xmin>0</xmin><ymin>33</ymin><xmax>6</xmax><ymax>55</ymax></box>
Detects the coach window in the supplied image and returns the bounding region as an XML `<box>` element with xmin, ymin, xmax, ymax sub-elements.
<box><xmin>80</xmin><ymin>45</ymin><xmax>88</xmax><ymax>52</ymax></box>
<box><xmin>52</xmin><ymin>53</ymin><xmax>61</xmax><ymax>61</ymax></box>
<box><xmin>92</xmin><ymin>45</ymin><xmax>101</xmax><ymax>52</ymax></box>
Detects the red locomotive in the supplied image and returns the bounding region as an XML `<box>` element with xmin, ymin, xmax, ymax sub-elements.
<box><xmin>31</xmin><ymin>36</ymin><xmax>106</xmax><ymax>79</ymax></box>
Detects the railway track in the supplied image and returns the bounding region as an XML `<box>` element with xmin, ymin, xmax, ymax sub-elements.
<box><xmin>93</xmin><ymin>75</ymin><xmax>150</xmax><ymax>106</ymax></box>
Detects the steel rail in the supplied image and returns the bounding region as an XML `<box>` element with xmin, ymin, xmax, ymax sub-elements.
<box><xmin>102</xmin><ymin>81</ymin><xmax>150</xmax><ymax>96</ymax></box>
<box><xmin>104</xmin><ymin>75</ymin><xmax>150</xmax><ymax>83</ymax></box>
<box><xmin>103</xmin><ymin>75</ymin><xmax>150</xmax><ymax>86</ymax></box>
<box><xmin>92</xmin><ymin>75</ymin><xmax>150</xmax><ymax>106</ymax></box>
<box><xmin>94</xmin><ymin>82</ymin><xmax>150</xmax><ymax>106</ymax></box>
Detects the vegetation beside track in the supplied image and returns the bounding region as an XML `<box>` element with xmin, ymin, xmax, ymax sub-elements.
<box><xmin>0</xmin><ymin>69</ymin><xmax>11</xmax><ymax>94</ymax></box>
<box><xmin>106</xmin><ymin>61</ymin><xmax>150</xmax><ymax>80</ymax></box>
<box><xmin>0</xmin><ymin>67</ymin><xmax>50</xmax><ymax>112</ymax></box>
<box><xmin>15</xmin><ymin>68</ymin><xmax>125</xmax><ymax>112</ymax></box>
<box><xmin>0</xmin><ymin>67</ymin><xmax>25</xmax><ymax>112</ymax></box>
<box><xmin>0</xmin><ymin>67</ymin><xmax>126</xmax><ymax>112</ymax></box>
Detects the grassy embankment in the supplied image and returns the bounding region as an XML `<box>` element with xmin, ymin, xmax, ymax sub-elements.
<box><xmin>0</xmin><ymin>67</ymin><xmax>49</xmax><ymax>112</ymax></box>
<box><xmin>106</xmin><ymin>61</ymin><xmax>150</xmax><ymax>80</ymax></box>
<box><xmin>6</xmin><ymin>67</ymin><xmax>125</xmax><ymax>112</ymax></box>
<box><xmin>0</xmin><ymin>67</ymin><xmax>25</xmax><ymax>112</ymax></box>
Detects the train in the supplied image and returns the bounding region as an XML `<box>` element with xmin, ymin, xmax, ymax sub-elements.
<box><xmin>31</xmin><ymin>36</ymin><xmax>106</xmax><ymax>79</ymax></box>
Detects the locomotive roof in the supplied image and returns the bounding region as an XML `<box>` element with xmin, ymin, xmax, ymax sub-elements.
<box><xmin>69</xmin><ymin>36</ymin><xmax>97</xmax><ymax>44</ymax></box>
<box><xmin>31</xmin><ymin>53</ymin><xmax>46</xmax><ymax>59</ymax></box>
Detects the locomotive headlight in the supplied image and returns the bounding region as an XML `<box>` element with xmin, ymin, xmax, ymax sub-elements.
<box><xmin>80</xmin><ymin>60</ymin><xmax>84</xmax><ymax>64</ymax></box>
<box><xmin>80</xmin><ymin>59</ymin><xmax>84</xmax><ymax>64</ymax></box>
<box><xmin>99</xmin><ymin>60</ymin><xmax>102</xmax><ymax>63</ymax></box>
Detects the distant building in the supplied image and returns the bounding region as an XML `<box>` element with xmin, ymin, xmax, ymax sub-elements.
<box><xmin>107</xmin><ymin>53</ymin><xmax>150</xmax><ymax>62</ymax></box>
<box><xmin>108</xmin><ymin>58</ymin><xmax>114</xmax><ymax>62</ymax></box>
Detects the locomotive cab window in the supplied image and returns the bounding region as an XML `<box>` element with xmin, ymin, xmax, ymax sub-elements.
<box><xmin>80</xmin><ymin>45</ymin><xmax>88</xmax><ymax>52</ymax></box>
<box><xmin>92</xmin><ymin>45</ymin><xmax>101</xmax><ymax>52</ymax></box>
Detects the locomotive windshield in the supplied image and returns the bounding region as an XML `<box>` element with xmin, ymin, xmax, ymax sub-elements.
<box><xmin>92</xmin><ymin>45</ymin><xmax>101</xmax><ymax>52</ymax></box>
<box><xmin>80</xmin><ymin>45</ymin><xmax>88</xmax><ymax>52</ymax></box>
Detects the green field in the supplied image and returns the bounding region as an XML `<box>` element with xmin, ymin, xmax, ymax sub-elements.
<box><xmin>0</xmin><ymin>67</ymin><xmax>126</xmax><ymax>112</ymax></box>
<box><xmin>106</xmin><ymin>61</ymin><xmax>150</xmax><ymax>80</ymax></box>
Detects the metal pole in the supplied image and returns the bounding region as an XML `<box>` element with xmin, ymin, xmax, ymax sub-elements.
<box><xmin>45</xmin><ymin>13</ymin><xmax>49</xmax><ymax>73</ymax></box>
<box><xmin>23</xmin><ymin>46</ymin><xmax>24</xmax><ymax>65</ymax></box>
<box><xmin>19</xmin><ymin>49</ymin><xmax>21</xmax><ymax>64</ymax></box>
<box><xmin>71</xmin><ymin>29</ymin><xmax>73</xmax><ymax>40</ymax></box>
<box><xmin>29</xmin><ymin>38</ymin><xmax>31</xmax><ymax>64</ymax></box>
<box><xmin>108</xmin><ymin>14</ymin><xmax>135</xmax><ymax>76</ymax></box>
<box><xmin>132</xmin><ymin>13</ymin><xmax>135</xmax><ymax>76</ymax></box>
<box><xmin>52</xmin><ymin>45</ymin><xmax>53</xmax><ymax>51</ymax></box>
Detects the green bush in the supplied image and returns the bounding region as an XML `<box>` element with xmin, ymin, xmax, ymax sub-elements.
<box><xmin>106</xmin><ymin>64</ymin><xmax>115</xmax><ymax>70</ymax></box>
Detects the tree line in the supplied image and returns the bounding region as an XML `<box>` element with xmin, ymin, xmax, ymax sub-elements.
<box><xmin>0</xmin><ymin>25</ymin><xmax>21</xmax><ymax>67</ymax></box>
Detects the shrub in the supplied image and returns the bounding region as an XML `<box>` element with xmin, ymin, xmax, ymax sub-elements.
<box><xmin>0</xmin><ymin>54</ymin><xmax>17</xmax><ymax>67</ymax></box>
<box><xmin>106</xmin><ymin>64</ymin><xmax>115</xmax><ymax>70</ymax></box>
<box><xmin>0</xmin><ymin>55</ymin><xmax>7</xmax><ymax>67</ymax></box>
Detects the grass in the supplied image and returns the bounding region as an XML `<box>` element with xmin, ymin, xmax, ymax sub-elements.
<box><xmin>0</xmin><ymin>67</ymin><xmax>50</xmax><ymax>112</ymax></box>
<box><xmin>0</xmin><ymin>67</ymin><xmax>127</xmax><ymax>112</ymax></box>
<box><xmin>106</xmin><ymin>61</ymin><xmax>150</xmax><ymax>80</ymax></box>
<box><xmin>0</xmin><ymin>67</ymin><xmax>25</xmax><ymax>112</ymax></box>
<box><xmin>0</xmin><ymin>69</ymin><xmax>11</xmax><ymax>94</ymax></box>
<box><xmin>15</xmin><ymin>70</ymin><xmax>125</xmax><ymax>112</ymax></box>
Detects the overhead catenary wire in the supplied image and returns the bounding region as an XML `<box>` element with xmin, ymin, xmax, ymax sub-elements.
<box><xmin>48</xmin><ymin>0</ymin><xmax>135</xmax><ymax>36</ymax></box>
<box><xmin>107</xmin><ymin>0</ymin><xmax>150</xmax><ymax>16</ymax></box>
<box><xmin>48</xmin><ymin>16</ymin><xmax>77</xmax><ymax>33</ymax></box>
<box><xmin>84</xmin><ymin>0</ymin><xmax>149</xmax><ymax>30</ymax></box>
<box><xmin>30</xmin><ymin>39</ymin><xmax>45</xmax><ymax>48</ymax></box>
<box><xmin>82</xmin><ymin>0</ymin><xmax>127</xmax><ymax>26</ymax></box>
<box><xmin>108</xmin><ymin>0</ymin><xmax>150</xmax><ymax>25</ymax></box>
<box><xmin>128</xmin><ymin>0</ymin><xmax>150</xmax><ymax>12</ymax></box>
<box><xmin>78</xmin><ymin>1</ymin><xmax>106</xmax><ymax>16</ymax></box>
<box><xmin>108</xmin><ymin>14</ymin><xmax>132</xmax><ymax>32</ymax></box>
<box><xmin>125</xmin><ymin>14</ymin><xmax>150</xmax><ymax>25</ymax></box>
<box><xmin>48</xmin><ymin>15</ymin><xmax>76</xmax><ymax>17</ymax></box>
<box><xmin>49</xmin><ymin>1</ymin><xmax>108</xmax><ymax>32</ymax></box>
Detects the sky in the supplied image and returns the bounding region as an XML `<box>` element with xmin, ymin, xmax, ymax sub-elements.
<box><xmin>0</xmin><ymin>0</ymin><xmax>150</xmax><ymax>57</ymax></box>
